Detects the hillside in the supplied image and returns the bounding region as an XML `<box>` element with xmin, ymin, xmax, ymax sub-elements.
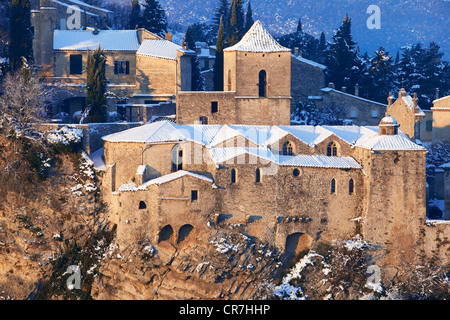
<box><xmin>155</xmin><ymin>0</ymin><xmax>450</xmax><ymax>58</ymax></box>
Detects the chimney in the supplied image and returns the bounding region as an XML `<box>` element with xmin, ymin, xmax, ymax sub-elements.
<box><xmin>328</xmin><ymin>82</ymin><xmax>335</xmax><ymax>89</ymax></box>
<box><xmin>182</xmin><ymin>41</ymin><xmax>187</xmax><ymax>50</ymax></box>
<box><xmin>93</xmin><ymin>26</ymin><xmax>99</xmax><ymax>35</ymax></box>
<box><xmin>354</xmin><ymin>84</ymin><xmax>359</xmax><ymax>97</ymax></box>
<box><xmin>165</xmin><ymin>33</ymin><xmax>172</xmax><ymax>42</ymax></box>
<box><xmin>294</xmin><ymin>47</ymin><xmax>299</xmax><ymax>56</ymax></box>
<box><xmin>436</xmin><ymin>88</ymin><xmax>440</xmax><ymax>100</ymax></box>
<box><xmin>342</xmin><ymin>86</ymin><xmax>346</xmax><ymax>93</ymax></box>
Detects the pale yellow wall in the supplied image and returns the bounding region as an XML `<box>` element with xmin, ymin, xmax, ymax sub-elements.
<box><xmin>54</xmin><ymin>50</ymin><xmax>136</xmax><ymax>84</ymax></box>
<box><xmin>431</xmin><ymin>96</ymin><xmax>450</xmax><ymax>143</ymax></box>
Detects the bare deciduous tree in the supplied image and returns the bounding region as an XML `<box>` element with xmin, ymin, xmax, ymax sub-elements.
<box><xmin>0</xmin><ymin>67</ymin><xmax>52</xmax><ymax>139</ymax></box>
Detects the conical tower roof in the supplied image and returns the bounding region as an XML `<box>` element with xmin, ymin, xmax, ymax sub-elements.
<box><xmin>224</xmin><ymin>20</ymin><xmax>291</xmax><ymax>53</ymax></box>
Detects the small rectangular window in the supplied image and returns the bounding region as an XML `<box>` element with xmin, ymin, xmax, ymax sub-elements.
<box><xmin>211</xmin><ymin>101</ymin><xmax>218</xmax><ymax>114</ymax></box>
<box><xmin>70</xmin><ymin>54</ymin><xmax>82</xmax><ymax>75</ymax></box>
<box><xmin>426</xmin><ymin>120</ymin><xmax>432</xmax><ymax>132</ymax></box>
<box><xmin>371</xmin><ymin>109</ymin><xmax>379</xmax><ymax>118</ymax></box>
<box><xmin>191</xmin><ymin>190</ymin><xmax>198</xmax><ymax>202</ymax></box>
<box><xmin>114</xmin><ymin>61</ymin><xmax>130</xmax><ymax>74</ymax></box>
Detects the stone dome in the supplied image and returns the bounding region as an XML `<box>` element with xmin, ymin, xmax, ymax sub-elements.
<box><xmin>379</xmin><ymin>115</ymin><xmax>399</xmax><ymax>135</ymax></box>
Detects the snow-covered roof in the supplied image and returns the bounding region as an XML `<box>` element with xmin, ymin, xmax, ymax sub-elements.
<box><xmin>137</xmin><ymin>39</ymin><xmax>195</xmax><ymax>60</ymax></box>
<box><xmin>209</xmin><ymin>147</ymin><xmax>362</xmax><ymax>169</ymax></box>
<box><xmin>278</xmin><ymin>154</ymin><xmax>362</xmax><ymax>169</ymax></box>
<box><xmin>54</xmin><ymin>30</ymin><xmax>140</xmax><ymax>51</ymax></box>
<box><xmin>210</xmin><ymin>147</ymin><xmax>276</xmax><ymax>165</ymax></box>
<box><xmin>102</xmin><ymin>120</ymin><xmax>424</xmax><ymax>152</ymax></box>
<box><xmin>224</xmin><ymin>20</ymin><xmax>291</xmax><ymax>53</ymax></box>
<box><xmin>292</xmin><ymin>54</ymin><xmax>327</xmax><ymax>70</ymax></box>
<box><xmin>320</xmin><ymin>87</ymin><xmax>386</xmax><ymax>106</ymax></box>
<box><xmin>118</xmin><ymin>170</ymin><xmax>215</xmax><ymax>192</ymax></box>
<box><xmin>354</xmin><ymin>134</ymin><xmax>425</xmax><ymax>151</ymax></box>
<box><xmin>102</xmin><ymin>120</ymin><xmax>185</xmax><ymax>143</ymax></box>
<box><xmin>431</xmin><ymin>95</ymin><xmax>450</xmax><ymax>110</ymax></box>
<box><xmin>210</xmin><ymin>125</ymin><xmax>271</xmax><ymax>147</ymax></box>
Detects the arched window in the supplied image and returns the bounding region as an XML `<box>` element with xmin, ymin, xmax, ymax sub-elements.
<box><xmin>138</xmin><ymin>201</ymin><xmax>147</xmax><ymax>209</ymax></box>
<box><xmin>255</xmin><ymin>168</ymin><xmax>261</xmax><ymax>183</ymax></box>
<box><xmin>199</xmin><ymin>116</ymin><xmax>208</xmax><ymax>125</ymax></box>
<box><xmin>230</xmin><ymin>168</ymin><xmax>237</xmax><ymax>184</ymax></box>
<box><xmin>228</xmin><ymin>70</ymin><xmax>232</xmax><ymax>91</ymax></box>
<box><xmin>282</xmin><ymin>141</ymin><xmax>294</xmax><ymax>156</ymax></box>
<box><xmin>331</xmin><ymin>178</ymin><xmax>336</xmax><ymax>195</ymax></box>
<box><xmin>258</xmin><ymin>70</ymin><xmax>267</xmax><ymax>97</ymax></box>
<box><xmin>327</xmin><ymin>142</ymin><xmax>338</xmax><ymax>156</ymax></box>
<box><xmin>349</xmin><ymin>178</ymin><xmax>354</xmax><ymax>195</ymax></box>
<box><xmin>171</xmin><ymin>144</ymin><xmax>183</xmax><ymax>172</ymax></box>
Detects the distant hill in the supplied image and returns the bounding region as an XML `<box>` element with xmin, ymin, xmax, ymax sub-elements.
<box><xmin>154</xmin><ymin>0</ymin><xmax>450</xmax><ymax>59</ymax></box>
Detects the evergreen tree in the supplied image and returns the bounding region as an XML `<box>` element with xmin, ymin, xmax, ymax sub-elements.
<box><xmin>325</xmin><ymin>15</ymin><xmax>360</xmax><ymax>92</ymax></box>
<box><xmin>226</xmin><ymin>0</ymin><xmax>245</xmax><ymax>46</ymax></box>
<box><xmin>141</xmin><ymin>0</ymin><xmax>168</xmax><ymax>37</ymax></box>
<box><xmin>213</xmin><ymin>17</ymin><xmax>225</xmax><ymax>91</ymax></box>
<box><xmin>9</xmin><ymin>0</ymin><xmax>33</xmax><ymax>71</ymax></box>
<box><xmin>213</xmin><ymin>0</ymin><xmax>229</xmax><ymax>34</ymax></box>
<box><xmin>368</xmin><ymin>47</ymin><xmax>394</xmax><ymax>103</ymax></box>
<box><xmin>277</xmin><ymin>29</ymin><xmax>320</xmax><ymax>61</ymax></box>
<box><xmin>296</xmin><ymin>18</ymin><xmax>303</xmax><ymax>33</ymax></box>
<box><xmin>128</xmin><ymin>0</ymin><xmax>141</xmax><ymax>29</ymax></box>
<box><xmin>185</xmin><ymin>26</ymin><xmax>205</xmax><ymax>91</ymax></box>
<box><xmin>317</xmin><ymin>32</ymin><xmax>327</xmax><ymax>64</ymax></box>
<box><xmin>244</xmin><ymin>0</ymin><xmax>254</xmax><ymax>33</ymax></box>
<box><xmin>86</xmin><ymin>46</ymin><xmax>107</xmax><ymax>123</ymax></box>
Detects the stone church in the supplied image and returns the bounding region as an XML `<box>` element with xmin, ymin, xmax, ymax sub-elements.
<box><xmin>99</xmin><ymin>21</ymin><xmax>449</xmax><ymax>267</ymax></box>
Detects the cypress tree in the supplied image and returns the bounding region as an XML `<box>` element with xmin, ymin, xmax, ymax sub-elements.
<box><xmin>185</xmin><ymin>26</ymin><xmax>204</xmax><ymax>91</ymax></box>
<box><xmin>9</xmin><ymin>0</ymin><xmax>33</xmax><ymax>71</ymax></box>
<box><xmin>86</xmin><ymin>46</ymin><xmax>107</xmax><ymax>123</ymax></box>
<box><xmin>317</xmin><ymin>31</ymin><xmax>327</xmax><ymax>64</ymax></box>
<box><xmin>128</xmin><ymin>0</ymin><xmax>141</xmax><ymax>29</ymax></box>
<box><xmin>141</xmin><ymin>0</ymin><xmax>168</xmax><ymax>37</ymax></box>
<box><xmin>213</xmin><ymin>0</ymin><xmax>229</xmax><ymax>34</ymax></box>
<box><xmin>244</xmin><ymin>0</ymin><xmax>254</xmax><ymax>33</ymax></box>
<box><xmin>213</xmin><ymin>17</ymin><xmax>225</xmax><ymax>91</ymax></box>
<box><xmin>226</xmin><ymin>0</ymin><xmax>244</xmax><ymax>46</ymax></box>
<box><xmin>296</xmin><ymin>18</ymin><xmax>302</xmax><ymax>33</ymax></box>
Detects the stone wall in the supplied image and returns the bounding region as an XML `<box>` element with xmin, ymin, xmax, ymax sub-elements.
<box><xmin>319</xmin><ymin>88</ymin><xmax>386</xmax><ymax>126</ymax></box>
<box><xmin>176</xmin><ymin>91</ymin><xmax>237</xmax><ymax>125</ymax></box>
<box><xmin>136</xmin><ymin>55</ymin><xmax>177</xmax><ymax>95</ymax></box>
<box><xmin>291</xmin><ymin>55</ymin><xmax>326</xmax><ymax>106</ymax></box>
<box><xmin>54</xmin><ymin>50</ymin><xmax>136</xmax><ymax>85</ymax></box>
<box><xmin>113</xmin><ymin>174</ymin><xmax>216</xmax><ymax>244</ymax></box>
<box><xmin>225</xmin><ymin>51</ymin><xmax>291</xmax><ymax>98</ymax></box>
<box><xmin>235</xmin><ymin>97</ymin><xmax>291</xmax><ymax>126</ymax></box>
<box><xmin>432</xmin><ymin>108</ymin><xmax>450</xmax><ymax>144</ymax></box>
<box><xmin>360</xmin><ymin>148</ymin><xmax>428</xmax><ymax>267</ymax></box>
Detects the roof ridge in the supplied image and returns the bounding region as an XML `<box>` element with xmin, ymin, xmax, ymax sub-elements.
<box><xmin>224</xmin><ymin>20</ymin><xmax>290</xmax><ymax>53</ymax></box>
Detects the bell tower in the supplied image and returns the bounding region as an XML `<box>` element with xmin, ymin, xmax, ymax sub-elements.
<box><xmin>223</xmin><ymin>21</ymin><xmax>292</xmax><ymax>125</ymax></box>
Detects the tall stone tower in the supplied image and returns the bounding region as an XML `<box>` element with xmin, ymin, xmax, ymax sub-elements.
<box><xmin>223</xmin><ymin>21</ymin><xmax>292</xmax><ymax>125</ymax></box>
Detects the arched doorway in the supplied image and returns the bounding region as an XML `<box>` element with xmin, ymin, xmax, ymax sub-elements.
<box><xmin>177</xmin><ymin>224</ymin><xmax>194</xmax><ymax>243</ymax></box>
<box><xmin>282</xmin><ymin>232</ymin><xmax>312</xmax><ymax>265</ymax></box>
<box><xmin>171</xmin><ymin>144</ymin><xmax>183</xmax><ymax>172</ymax></box>
<box><xmin>158</xmin><ymin>225</ymin><xmax>174</xmax><ymax>243</ymax></box>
